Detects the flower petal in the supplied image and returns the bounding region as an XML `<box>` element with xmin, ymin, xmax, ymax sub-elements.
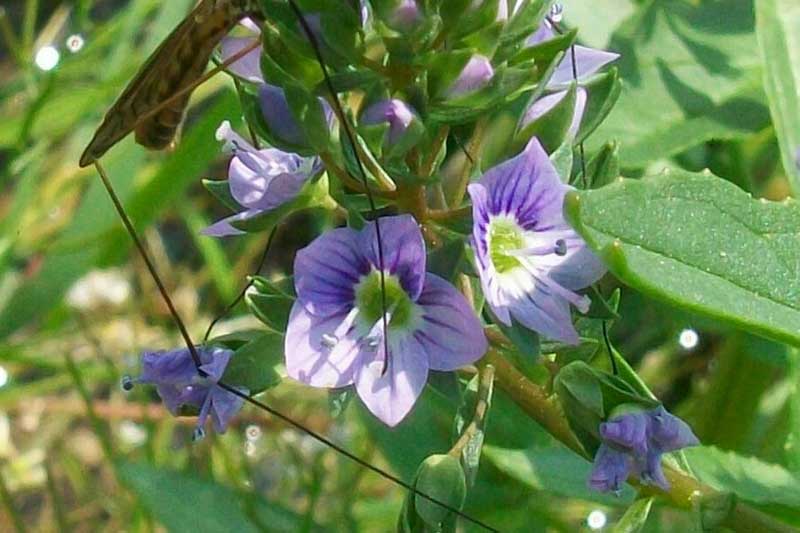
<box><xmin>415</xmin><ymin>274</ymin><xmax>487</xmax><ymax>370</ymax></box>
<box><xmin>209</xmin><ymin>385</ymin><xmax>247</xmax><ymax>433</ymax></box>
<box><xmin>478</xmin><ymin>138</ymin><xmax>566</xmax><ymax>225</ymax></box>
<box><xmin>354</xmin><ymin>333</ymin><xmax>429</xmax><ymax>427</ymax></box>
<box><xmin>550</xmin><ymin>45</ymin><xmax>619</xmax><ymax>87</ymax></box>
<box><xmin>588</xmin><ymin>444</ymin><xmax>631</xmax><ymax>493</ymax></box>
<box><xmin>285</xmin><ymin>301</ymin><xmax>363</xmax><ymax>387</ymax></box>
<box><xmin>220</xmin><ymin>37</ymin><xmax>263</xmax><ymax>83</ymax></box>
<box><xmin>600</xmin><ymin>411</ymin><xmax>650</xmax><ymax>455</ymax></box>
<box><xmin>294</xmin><ymin>227</ymin><xmax>370</xmax><ymax>315</ymax></box>
<box><xmin>360</xmin><ymin>215</ymin><xmax>426</xmax><ymax>301</ymax></box>
<box><xmin>201</xmin><ymin>210</ymin><xmax>261</xmax><ymax>237</ymax></box>
<box><xmin>507</xmin><ymin>283</ymin><xmax>580</xmax><ymax>344</ymax></box>
<box><xmin>648</xmin><ymin>406</ymin><xmax>700</xmax><ymax>452</ymax></box>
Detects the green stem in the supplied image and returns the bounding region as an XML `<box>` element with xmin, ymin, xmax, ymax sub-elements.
<box><xmin>44</xmin><ymin>458</ymin><xmax>69</xmax><ymax>533</ymax></box>
<box><xmin>485</xmin><ymin>350</ymin><xmax>797</xmax><ymax>533</ymax></box>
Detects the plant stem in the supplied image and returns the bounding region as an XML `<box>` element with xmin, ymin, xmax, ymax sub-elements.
<box><xmin>486</xmin><ymin>349</ymin><xmax>797</xmax><ymax>533</ymax></box>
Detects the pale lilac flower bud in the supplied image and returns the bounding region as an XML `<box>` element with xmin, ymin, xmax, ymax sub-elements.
<box><xmin>389</xmin><ymin>0</ymin><xmax>422</xmax><ymax>30</ymax></box>
<box><xmin>447</xmin><ymin>55</ymin><xmax>494</xmax><ymax>97</ymax></box>
<box><xmin>361</xmin><ymin>99</ymin><xmax>419</xmax><ymax>145</ymax></box>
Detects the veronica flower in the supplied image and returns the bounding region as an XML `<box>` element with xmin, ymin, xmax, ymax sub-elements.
<box><xmin>361</xmin><ymin>99</ymin><xmax>419</xmax><ymax>145</ymax></box>
<box><xmin>447</xmin><ymin>55</ymin><xmax>495</xmax><ymax>98</ymax></box>
<box><xmin>124</xmin><ymin>346</ymin><xmax>246</xmax><ymax>439</ymax></box>
<box><xmin>519</xmin><ymin>17</ymin><xmax>619</xmax><ymax>138</ymax></box>
<box><xmin>203</xmin><ymin>121</ymin><xmax>321</xmax><ymax>237</ymax></box>
<box><xmin>588</xmin><ymin>406</ymin><xmax>700</xmax><ymax>493</ymax></box>
<box><xmin>468</xmin><ymin>137</ymin><xmax>606</xmax><ymax>344</ymax></box>
<box><xmin>285</xmin><ymin>215</ymin><xmax>487</xmax><ymax>426</ymax></box>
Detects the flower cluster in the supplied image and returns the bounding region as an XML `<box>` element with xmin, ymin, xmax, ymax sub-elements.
<box><xmin>589</xmin><ymin>406</ymin><xmax>700</xmax><ymax>493</ymax></box>
<box><xmin>134</xmin><ymin>3</ymin><xmax>625</xmax><ymax>433</ymax></box>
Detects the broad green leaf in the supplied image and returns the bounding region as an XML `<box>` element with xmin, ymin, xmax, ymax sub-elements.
<box><xmin>612</xmin><ymin>497</ymin><xmax>654</xmax><ymax>533</ymax></box>
<box><xmin>118</xmin><ymin>461</ymin><xmax>304</xmax><ymax>532</ymax></box>
<box><xmin>685</xmin><ymin>446</ymin><xmax>800</xmax><ymax>508</ymax></box>
<box><xmin>566</xmin><ymin>170</ymin><xmax>800</xmax><ymax>347</ymax></box>
<box><xmin>484</xmin><ymin>444</ymin><xmax>635</xmax><ymax>505</ymax></box>
<box><xmin>756</xmin><ymin>0</ymin><xmax>800</xmax><ymax>194</ymax></box>
<box><xmin>593</xmin><ymin>0</ymin><xmax>770</xmax><ymax>168</ymax></box>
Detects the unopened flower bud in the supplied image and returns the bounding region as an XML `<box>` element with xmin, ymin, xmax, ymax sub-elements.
<box><xmin>446</xmin><ymin>55</ymin><xmax>494</xmax><ymax>97</ymax></box>
<box><xmin>361</xmin><ymin>99</ymin><xmax>419</xmax><ymax>145</ymax></box>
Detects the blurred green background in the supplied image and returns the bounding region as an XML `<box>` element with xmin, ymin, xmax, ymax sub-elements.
<box><xmin>0</xmin><ymin>0</ymin><xmax>798</xmax><ymax>531</ymax></box>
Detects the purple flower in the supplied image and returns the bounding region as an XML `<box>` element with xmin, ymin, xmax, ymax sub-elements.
<box><xmin>127</xmin><ymin>346</ymin><xmax>246</xmax><ymax>438</ymax></box>
<box><xmin>220</xmin><ymin>19</ymin><xmax>263</xmax><ymax>83</ymax></box>
<box><xmin>285</xmin><ymin>215</ymin><xmax>487</xmax><ymax>426</ymax></box>
<box><xmin>361</xmin><ymin>99</ymin><xmax>418</xmax><ymax>145</ymax></box>
<box><xmin>589</xmin><ymin>406</ymin><xmax>699</xmax><ymax>493</ymax></box>
<box><xmin>203</xmin><ymin>121</ymin><xmax>321</xmax><ymax>237</ymax></box>
<box><xmin>468</xmin><ymin>138</ymin><xmax>606</xmax><ymax>344</ymax></box>
<box><xmin>519</xmin><ymin>19</ymin><xmax>619</xmax><ymax>137</ymax></box>
<box><xmin>447</xmin><ymin>55</ymin><xmax>495</xmax><ymax>98</ymax></box>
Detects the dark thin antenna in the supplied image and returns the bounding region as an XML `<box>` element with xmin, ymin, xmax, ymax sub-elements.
<box><xmin>284</xmin><ymin>1</ymin><xmax>391</xmax><ymax>375</ymax></box>
<box><xmin>216</xmin><ymin>381</ymin><xmax>499</xmax><ymax>531</ymax></box>
<box><xmin>94</xmin><ymin>161</ymin><xmax>205</xmax><ymax>373</ymax></box>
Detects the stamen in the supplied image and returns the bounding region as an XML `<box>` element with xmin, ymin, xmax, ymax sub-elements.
<box><xmin>121</xmin><ymin>375</ymin><xmax>134</xmax><ymax>391</ymax></box>
<box><xmin>321</xmin><ymin>333</ymin><xmax>339</xmax><ymax>349</ymax></box>
<box><xmin>554</xmin><ymin>239</ymin><xmax>567</xmax><ymax>256</ymax></box>
<box><xmin>192</xmin><ymin>427</ymin><xmax>206</xmax><ymax>442</ymax></box>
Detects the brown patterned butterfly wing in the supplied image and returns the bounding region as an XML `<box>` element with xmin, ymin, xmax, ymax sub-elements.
<box><xmin>79</xmin><ymin>0</ymin><xmax>260</xmax><ymax>167</ymax></box>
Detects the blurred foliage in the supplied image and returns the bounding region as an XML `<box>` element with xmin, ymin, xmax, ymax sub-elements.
<box><xmin>0</xmin><ymin>0</ymin><xmax>798</xmax><ymax>532</ymax></box>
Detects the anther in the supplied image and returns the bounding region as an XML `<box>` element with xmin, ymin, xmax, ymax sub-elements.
<box><xmin>554</xmin><ymin>239</ymin><xmax>567</xmax><ymax>256</ymax></box>
<box><xmin>121</xmin><ymin>375</ymin><xmax>134</xmax><ymax>391</ymax></box>
<box><xmin>192</xmin><ymin>427</ymin><xmax>206</xmax><ymax>442</ymax></box>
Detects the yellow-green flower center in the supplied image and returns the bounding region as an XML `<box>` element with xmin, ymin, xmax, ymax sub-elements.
<box><xmin>354</xmin><ymin>270</ymin><xmax>416</xmax><ymax>330</ymax></box>
<box><xmin>489</xmin><ymin>218</ymin><xmax>525</xmax><ymax>274</ymax></box>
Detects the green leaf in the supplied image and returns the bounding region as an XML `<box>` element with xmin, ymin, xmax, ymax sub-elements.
<box><xmin>565</xmin><ymin>169</ymin><xmax>800</xmax><ymax>346</ymax></box>
<box><xmin>484</xmin><ymin>444</ymin><xmax>635</xmax><ymax>505</ymax></box>
<box><xmin>118</xmin><ymin>461</ymin><xmax>304</xmax><ymax>532</ymax></box>
<box><xmin>612</xmin><ymin>497</ymin><xmax>654</xmax><ymax>533</ymax></box>
<box><xmin>755</xmin><ymin>0</ymin><xmax>800</xmax><ymax>194</ymax></box>
<box><xmin>686</xmin><ymin>446</ymin><xmax>800</xmax><ymax>509</ymax></box>
<box><xmin>593</xmin><ymin>0</ymin><xmax>770</xmax><ymax>168</ymax></box>
<box><xmin>202</xmin><ymin>179</ymin><xmax>240</xmax><ymax>212</ymax></box>
<box><xmin>221</xmin><ymin>332</ymin><xmax>284</xmax><ymax>395</ymax></box>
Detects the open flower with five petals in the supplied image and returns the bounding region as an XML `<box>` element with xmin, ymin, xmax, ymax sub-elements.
<box><xmin>468</xmin><ymin>138</ymin><xmax>605</xmax><ymax>344</ymax></box>
<box><xmin>285</xmin><ymin>215</ymin><xmax>487</xmax><ymax>426</ymax></box>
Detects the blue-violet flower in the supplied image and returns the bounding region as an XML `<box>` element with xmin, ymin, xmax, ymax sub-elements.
<box><xmin>203</xmin><ymin>121</ymin><xmax>321</xmax><ymax>237</ymax></box>
<box><xmin>468</xmin><ymin>137</ymin><xmax>606</xmax><ymax>344</ymax></box>
<box><xmin>127</xmin><ymin>346</ymin><xmax>246</xmax><ymax>439</ymax></box>
<box><xmin>589</xmin><ymin>406</ymin><xmax>700</xmax><ymax>492</ymax></box>
<box><xmin>285</xmin><ymin>215</ymin><xmax>488</xmax><ymax>426</ymax></box>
